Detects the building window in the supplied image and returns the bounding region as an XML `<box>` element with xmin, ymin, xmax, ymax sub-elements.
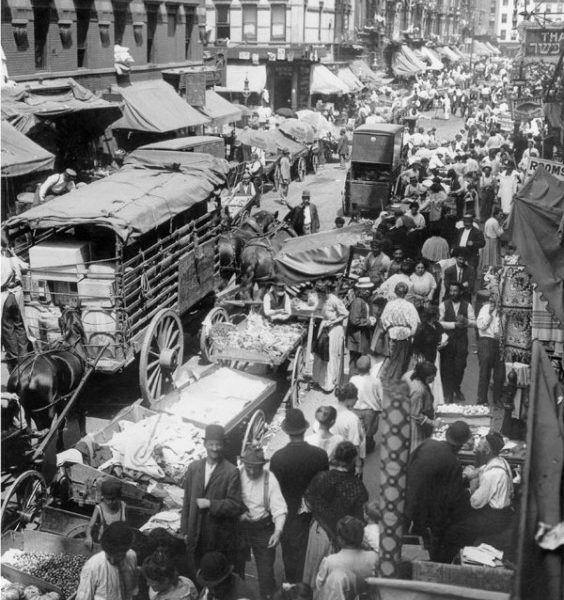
<box><xmin>12</xmin><ymin>22</ymin><xmax>29</xmax><ymax>51</ymax></box>
<box><xmin>167</xmin><ymin>5</ymin><xmax>177</xmax><ymax>37</ymax></box>
<box><xmin>500</xmin><ymin>28</ymin><xmax>506</xmax><ymax>39</ymax></box>
<box><xmin>242</xmin><ymin>4</ymin><xmax>257</xmax><ymax>41</ymax></box>
<box><xmin>77</xmin><ymin>8</ymin><xmax>90</xmax><ymax>67</ymax></box>
<box><xmin>502</xmin><ymin>0</ymin><xmax>508</xmax><ymax>5</ymax></box>
<box><xmin>185</xmin><ymin>9</ymin><xmax>194</xmax><ymax>58</ymax></box>
<box><xmin>318</xmin><ymin>2</ymin><xmax>324</xmax><ymax>41</ymax></box>
<box><xmin>33</xmin><ymin>6</ymin><xmax>50</xmax><ymax>69</ymax></box>
<box><xmin>216</xmin><ymin>4</ymin><xmax>230</xmax><ymax>39</ymax></box>
<box><xmin>501</xmin><ymin>13</ymin><xmax>507</xmax><ymax>22</ymax></box>
<box><xmin>114</xmin><ymin>8</ymin><xmax>126</xmax><ymax>45</ymax></box>
<box><xmin>271</xmin><ymin>4</ymin><xmax>286</xmax><ymax>40</ymax></box>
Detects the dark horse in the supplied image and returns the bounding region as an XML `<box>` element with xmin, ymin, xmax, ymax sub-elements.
<box><xmin>219</xmin><ymin>210</ymin><xmax>280</xmax><ymax>283</ymax></box>
<box><xmin>6</xmin><ymin>308</ymin><xmax>87</xmax><ymax>433</ymax></box>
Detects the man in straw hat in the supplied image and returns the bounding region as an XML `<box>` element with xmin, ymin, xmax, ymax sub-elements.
<box><xmin>197</xmin><ymin>551</ymin><xmax>257</xmax><ymax>600</ymax></box>
<box><xmin>346</xmin><ymin>277</ymin><xmax>376</xmax><ymax>376</ymax></box>
<box><xmin>270</xmin><ymin>409</ymin><xmax>328</xmax><ymax>583</ymax></box>
<box><xmin>236</xmin><ymin>446</ymin><xmax>287</xmax><ymax>599</ymax></box>
<box><xmin>405</xmin><ymin>420</ymin><xmax>472</xmax><ymax>562</ymax></box>
<box><xmin>38</xmin><ymin>167</ymin><xmax>77</xmax><ymax>203</ymax></box>
<box><xmin>181</xmin><ymin>425</ymin><xmax>246</xmax><ymax>579</ymax></box>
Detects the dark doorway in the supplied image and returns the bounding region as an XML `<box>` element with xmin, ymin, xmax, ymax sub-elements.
<box><xmin>273</xmin><ymin>75</ymin><xmax>292</xmax><ymax>111</ymax></box>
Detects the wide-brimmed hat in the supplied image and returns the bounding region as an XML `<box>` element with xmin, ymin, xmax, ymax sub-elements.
<box><xmin>355</xmin><ymin>277</ymin><xmax>374</xmax><ymax>290</ymax></box>
<box><xmin>446</xmin><ymin>420</ymin><xmax>471</xmax><ymax>446</ymax></box>
<box><xmin>281</xmin><ymin>408</ymin><xmax>309</xmax><ymax>435</ymax></box>
<box><xmin>240</xmin><ymin>446</ymin><xmax>268</xmax><ymax>465</ymax></box>
<box><xmin>197</xmin><ymin>552</ymin><xmax>233</xmax><ymax>588</ymax></box>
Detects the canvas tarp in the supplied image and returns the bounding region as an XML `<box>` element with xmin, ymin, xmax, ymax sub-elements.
<box><xmin>436</xmin><ymin>46</ymin><xmax>461</xmax><ymax>62</ymax></box>
<box><xmin>274</xmin><ymin>223</ymin><xmax>371</xmax><ymax>283</ymax></box>
<box><xmin>421</xmin><ymin>46</ymin><xmax>444</xmax><ymax>70</ymax></box>
<box><xmin>337</xmin><ymin>67</ymin><xmax>364</xmax><ymax>92</ymax></box>
<box><xmin>392</xmin><ymin>46</ymin><xmax>427</xmax><ymax>77</ymax></box>
<box><xmin>5</xmin><ymin>152</ymin><xmax>230</xmax><ymax>242</ymax></box>
<box><xmin>1</xmin><ymin>120</ymin><xmax>54</xmax><ymax>177</ymax></box>
<box><xmin>112</xmin><ymin>80</ymin><xmax>209</xmax><ymax>133</ymax></box>
<box><xmin>311</xmin><ymin>64</ymin><xmax>350</xmax><ymax>95</ymax></box>
<box><xmin>1</xmin><ymin>78</ymin><xmax>121</xmax><ymax>135</ymax></box>
<box><xmin>199</xmin><ymin>90</ymin><xmax>242</xmax><ymax>126</ymax></box>
<box><xmin>509</xmin><ymin>167</ymin><xmax>564</xmax><ymax>324</ymax></box>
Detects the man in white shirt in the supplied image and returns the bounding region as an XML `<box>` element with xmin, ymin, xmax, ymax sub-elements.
<box><xmin>38</xmin><ymin>168</ymin><xmax>77</xmax><ymax>202</ymax></box>
<box><xmin>350</xmin><ymin>355</ymin><xmax>383</xmax><ymax>453</ymax></box>
<box><xmin>476</xmin><ymin>290</ymin><xmax>505</xmax><ymax>406</ymax></box>
<box><xmin>439</xmin><ymin>432</ymin><xmax>514</xmax><ymax>562</ymax></box>
<box><xmin>237</xmin><ymin>446</ymin><xmax>287</xmax><ymax>599</ymax></box>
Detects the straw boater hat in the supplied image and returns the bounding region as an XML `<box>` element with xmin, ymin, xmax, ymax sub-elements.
<box><xmin>355</xmin><ymin>277</ymin><xmax>374</xmax><ymax>290</ymax></box>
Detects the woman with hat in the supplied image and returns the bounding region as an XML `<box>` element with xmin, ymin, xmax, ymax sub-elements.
<box><xmin>302</xmin><ymin>442</ymin><xmax>368</xmax><ymax>588</ymax></box>
<box><xmin>237</xmin><ymin>446</ymin><xmax>287</xmax><ymax>599</ymax></box>
<box><xmin>346</xmin><ymin>277</ymin><xmax>376</xmax><ymax>376</ymax></box>
<box><xmin>197</xmin><ymin>551</ymin><xmax>256</xmax><ymax>600</ymax></box>
<box><xmin>312</xmin><ymin>281</ymin><xmax>349</xmax><ymax>393</ymax></box>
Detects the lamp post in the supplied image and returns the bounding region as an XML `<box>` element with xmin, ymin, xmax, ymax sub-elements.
<box><xmin>242</xmin><ymin>74</ymin><xmax>251</xmax><ymax>106</ymax></box>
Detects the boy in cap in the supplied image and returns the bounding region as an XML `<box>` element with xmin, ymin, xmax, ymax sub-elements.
<box><xmin>181</xmin><ymin>425</ymin><xmax>246</xmax><ymax>579</ymax></box>
<box><xmin>76</xmin><ymin>521</ymin><xmax>138</xmax><ymax>600</ymax></box>
<box><xmin>84</xmin><ymin>478</ymin><xmax>127</xmax><ymax>550</ymax></box>
<box><xmin>270</xmin><ymin>409</ymin><xmax>328</xmax><ymax>583</ymax></box>
<box><xmin>236</xmin><ymin>446</ymin><xmax>287</xmax><ymax>599</ymax></box>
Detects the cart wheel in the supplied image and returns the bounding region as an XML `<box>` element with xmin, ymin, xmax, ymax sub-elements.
<box><xmin>297</xmin><ymin>157</ymin><xmax>307</xmax><ymax>181</ymax></box>
<box><xmin>139</xmin><ymin>309</ymin><xmax>184</xmax><ymax>405</ymax></box>
<box><xmin>273</xmin><ymin>166</ymin><xmax>282</xmax><ymax>192</ymax></box>
<box><xmin>290</xmin><ymin>345</ymin><xmax>307</xmax><ymax>408</ymax></box>
<box><xmin>241</xmin><ymin>409</ymin><xmax>266</xmax><ymax>455</ymax></box>
<box><xmin>311</xmin><ymin>153</ymin><xmax>319</xmax><ymax>174</ymax></box>
<box><xmin>199</xmin><ymin>307</ymin><xmax>230</xmax><ymax>364</ymax></box>
<box><xmin>1</xmin><ymin>470</ymin><xmax>47</xmax><ymax>533</ymax></box>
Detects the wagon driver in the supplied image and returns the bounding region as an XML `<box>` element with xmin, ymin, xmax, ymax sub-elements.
<box><xmin>263</xmin><ymin>279</ymin><xmax>292</xmax><ymax>322</ymax></box>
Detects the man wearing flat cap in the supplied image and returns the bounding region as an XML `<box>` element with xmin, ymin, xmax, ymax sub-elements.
<box><xmin>270</xmin><ymin>409</ymin><xmax>328</xmax><ymax>583</ymax></box>
<box><xmin>38</xmin><ymin>167</ymin><xmax>77</xmax><ymax>203</ymax></box>
<box><xmin>181</xmin><ymin>424</ymin><xmax>246</xmax><ymax>579</ymax></box>
<box><xmin>236</xmin><ymin>446</ymin><xmax>287</xmax><ymax>599</ymax></box>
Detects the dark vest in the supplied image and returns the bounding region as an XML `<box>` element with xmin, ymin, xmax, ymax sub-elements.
<box><xmin>269</xmin><ymin>292</ymin><xmax>286</xmax><ymax>310</ymax></box>
<box><xmin>444</xmin><ymin>300</ymin><xmax>469</xmax><ymax>344</ymax></box>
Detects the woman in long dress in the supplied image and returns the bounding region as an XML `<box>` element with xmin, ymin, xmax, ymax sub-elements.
<box><xmin>480</xmin><ymin>207</ymin><xmax>505</xmax><ymax>270</ymax></box>
<box><xmin>403</xmin><ymin>361</ymin><xmax>437</xmax><ymax>452</ymax></box>
<box><xmin>312</xmin><ymin>281</ymin><xmax>349</xmax><ymax>393</ymax></box>
<box><xmin>497</xmin><ymin>163</ymin><xmax>521</xmax><ymax>216</ymax></box>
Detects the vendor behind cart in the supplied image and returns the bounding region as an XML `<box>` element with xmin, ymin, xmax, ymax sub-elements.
<box><xmin>230</xmin><ymin>171</ymin><xmax>257</xmax><ymax>205</ymax></box>
<box><xmin>263</xmin><ymin>280</ymin><xmax>292</xmax><ymax>322</ymax></box>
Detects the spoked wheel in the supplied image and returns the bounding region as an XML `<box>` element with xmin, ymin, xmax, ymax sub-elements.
<box><xmin>241</xmin><ymin>409</ymin><xmax>266</xmax><ymax>455</ymax></box>
<box><xmin>297</xmin><ymin>157</ymin><xmax>307</xmax><ymax>181</ymax></box>
<box><xmin>1</xmin><ymin>470</ymin><xmax>47</xmax><ymax>533</ymax></box>
<box><xmin>273</xmin><ymin>165</ymin><xmax>282</xmax><ymax>192</ymax></box>
<box><xmin>139</xmin><ymin>309</ymin><xmax>184</xmax><ymax>405</ymax></box>
<box><xmin>199</xmin><ymin>307</ymin><xmax>230</xmax><ymax>364</ymax></box>
<box><xmin>290</xmin><ymin>345</ymin><xmax>307</xmax><ymax>408</ymax></box>
<box><xmin>311</xmin><ymin>152</ymin><xmax>319</xmax><ymax>174</ymax></box>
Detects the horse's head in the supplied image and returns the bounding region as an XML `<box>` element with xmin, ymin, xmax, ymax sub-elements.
<box><xmin>59</xmin><ymin>308</ymin><xmax>87</xmax><ymax>362</ymax></box>
<box><xmin>252</xmin><ymin>210</ymin><xmax>279</xmax><ymax>234</ymax></box>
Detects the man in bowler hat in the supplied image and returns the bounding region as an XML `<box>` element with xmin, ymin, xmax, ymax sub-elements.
<box><xmin>270</xmin><ymin>409</ymin><xmax>328</xmax><ymax>583</ymax></box>
<box><xmin>181</xmin><ymin>425</ymin><xmax>246</xmax><ymax>579</ymax></box>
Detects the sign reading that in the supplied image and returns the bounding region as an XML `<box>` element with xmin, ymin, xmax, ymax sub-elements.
<box><xmin>523</xmin><ymin>26</ymin><xmax>564</xmax><ymax>62</ymax></box>
<box><xmin>527</xmin><ymin>157</ymin><xmax>564</xmax><ymax>181</ymax></box>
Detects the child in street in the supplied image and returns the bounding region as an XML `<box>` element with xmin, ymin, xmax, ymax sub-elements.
<box><xmin>85</xmin><ymin>478</ymin><xmax>127</xmax><ymax>550</ymax></box>
<box><xmin>363</xmin><ymin>500</ymin><xmax>380</xmax><ymax>553</ymax></box>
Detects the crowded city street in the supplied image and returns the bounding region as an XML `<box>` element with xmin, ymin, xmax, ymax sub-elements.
<box><xmin>1</xmin><ymin>3</ymin><xmax>564</xmax><ymax>600</ymax></box>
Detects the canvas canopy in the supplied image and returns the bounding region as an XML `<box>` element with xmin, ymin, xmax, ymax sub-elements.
<box><xmin>392</xmin><ymin>46</ymin><xmax>427</xmax><ymax>77</ymax></box>
<box><xmin>1</xmin><ymin>78</ymin><xmax>121</xmax><ymax>135</ymax></box>
<box><xmin>421</xmin><ymin>46</ymin><xmax>444</xmax><ymax>70</ymax></box>
<box><xmin>1</xmin><ymin>120</ymin><xmax>54</xmax><ymax>177</ymax></box>
<box><xmin>509</xmin><ymin>167</ymin><xmax>564</xmax><ymax>324</ymax></box>
<box><xmin>337</xmin><ymin>67</ymin><xmax>364</xmax><ymax>92</ymax></box>
<box><xmin>236</xmin><ymin>128</ymin><xmax>304</xmax><ymax>157</ymax></box>
<box><xmin>310</xmin><ymin>64</ymin><xmax>350</xmax><ymax>95</ymax></box>
<box><xmin>112</xmin><ymin>80</ymin><xmax>209</xmax><ymax>133</ymax></box>
<box><xmin>199</xmin><ymin>90</ymin><xmax>242</xmax><ymax>126</ymax></box>
<box><xmin>5</xmin><ymin>152</ymin><xmax>230</xmax><ymax>243</ymax></box>
<box><xmin>274</xmin><ymin>224</ymin><xmax>371</xmax><ymax>283</ymax></box>
<box><xmin>436</xmin><ymin>46</ymin><xmax>460</xmax><ymax>62</ymax></box>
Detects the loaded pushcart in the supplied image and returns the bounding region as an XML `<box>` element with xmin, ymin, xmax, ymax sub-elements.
<box><xmin>5</xmin><ymin>152</ymin><xmax>231</xmax><ymax>404</ymax></box>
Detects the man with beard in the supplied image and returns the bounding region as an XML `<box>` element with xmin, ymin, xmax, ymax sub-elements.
<box><xmin>438</xmin><ymin>432</ymin><xmax>514</xmax><ymax>563</ymax></box>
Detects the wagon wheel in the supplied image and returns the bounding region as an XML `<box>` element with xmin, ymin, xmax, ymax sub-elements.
<box><xmin>311</xmin><ymin>152</ymin><xmax>319</xmax><ymax>174</ymax></box>
<box><xmin>1</xmin><ymin>470</ymin><xmax>47</xmax><ymax>532</ymax></box>
<box><xmin>290</xmin><ymin>345</ymin><xmax>307</xmax><ymax>408</ymax></box>
<box><xmin>139</xmin><ymin>309</ymin><xmax>184</xmax><ymax>405</ymax></box>
<box><xmin>297</xmin><ymin>157</ymin><xmax>307</xmax><ymax>181</ymax></box>
<box><xmin>273</xmin><ymin>165</ymin><xmax>282</xmax><ymax>192</ymax></box>
<box><xmin>241</xmin><ymin>409</ymin><xmax>266</xmax><ymax>455</ymax></box>
<box><xmin>199</xmin><ymin>307</ymin><xmax>230</xmax><ymax>364</ymax></box>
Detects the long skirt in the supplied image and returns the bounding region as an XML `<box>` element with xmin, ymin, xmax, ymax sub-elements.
<box><xmin>381</xmin><ymin>338</ymin><xmax>412</xmax><ymax>381</ymax></box>
<box><xmin>313</xmin><ymin>325</ymin><xmax>344</xmax><ymax>392</ymax></box>
<box><xmin>303</xmin><ymin>520</ymin><xmax>334</xmax><ymax>589</ymax></box>
<box><xmin>479</xmin><ymin>237</ymin><xmax>501</xmax><ymax>271</ymax></box>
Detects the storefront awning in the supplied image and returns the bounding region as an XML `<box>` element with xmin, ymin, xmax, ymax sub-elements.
<box><xmin>392</xmin><ymin>46</ymin><xmax>426</xmax><ymax>77</ymax></box>
<box><xmin>337</xmin><ymin>67</ymin><xmax>364</xmax><ymax>92</ymax></box>
<box><xmin>421</xmin><ymin>46</ymin><xmax>444</xmax><ymax>70</ymax></box>
<box><xmin>436</xmin><ymin>46</ymin><xmax>461</xmax><ymax>62</ymax></box>
<box><xmin>216</xmin><ymin>64</ymin><xmax>267</xmax><ymax>94</ymax></box>
<box><xmin>311</xmin><ymin>64</ymin><xmax>350</xmax><ymax>95</ymax></box>
<box><xmin>199</xmin><ymin>90</ymin><xmax>242</xmax><ymax>126</ymax></box>
<box><xmin>112</xmin><ymin>80</ymin><xmax>209</xmax><ymax>133</ymax></box>
<box><xmin>402</xmin><ymin>46</ymin><xmax>428</xmax><ymax>72</ymax></box>
<box><xmin>349</xmin><ymin>60</ymin><xmax>379</xmax><ymax>84</ymax></box>
<box><xmin>1</xmin><ymin>77</ymin><xmax>121</xmax><ymax>135</ymax></box>
<box><xmin>1</xmin><ymin>120</ymin><xmax>55</xmax><ymax>177</ymax></box>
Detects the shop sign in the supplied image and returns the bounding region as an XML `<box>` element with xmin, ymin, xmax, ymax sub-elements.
<box><xmin>239</xmin><ymin>51</ymin><xmax>251</xmax><ymax>60</ymax></box>
<box><xmin>523</xmin><ymin>26</ymin><xmax>564</xmax><ymax>62</ymax></box>
<box><xmin>526</xmin><ymin>157</ymin><xmax>564</xmax><ymax>181</ymax></box>
<box><xmin>277</xmin><ymin>47</ymin><xmax>286</xmax><ymax>61</ymax></box>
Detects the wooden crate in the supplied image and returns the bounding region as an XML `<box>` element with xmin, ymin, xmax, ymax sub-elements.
<box><xmin>412</xmin><ymin>560</ymin><xmax>514</xmax><ymax>594</ymax></box>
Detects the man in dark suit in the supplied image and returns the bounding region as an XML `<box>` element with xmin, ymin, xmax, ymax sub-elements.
<box><xmin>453</xmin><ymin>213</ymin><xmax>485</xmax><ymax>272</ymax></box>
<box><xmin>181</xmin><ymin>425</ymin><xmax>246</xmax><ymax>579</ymax></box>
<box><xmin>443</xmin><ymin>248</ymin><xmax>476</xmax><ymax>302</ymax></box>
<box><xmin>284</xmin><ymin>190</ymin><xmax>320</xmax><ymax>236</ymax></box>
<box><xmin>270</xmin><ymin>409</ymin><xmax>328</xmax><ymax>583</ymax></box>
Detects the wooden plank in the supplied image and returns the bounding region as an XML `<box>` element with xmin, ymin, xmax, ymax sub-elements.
<box><xmin>178</xmin><ymin>239</ymin><xmax>216</xmax><ymax>315</ymax></box>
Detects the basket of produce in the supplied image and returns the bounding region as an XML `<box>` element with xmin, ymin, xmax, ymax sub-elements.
<box><xmin>435</xmin><ymin>404</ymin><xmax>492</xmax><ymax>428</ymax></box>
<box><xmin>208</xmin><ymin>314</ymin><xmax>305</xmax><ymax>365</ymax></box>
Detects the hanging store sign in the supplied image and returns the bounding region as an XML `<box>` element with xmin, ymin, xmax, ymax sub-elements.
<box><xmin>523</xmin><ymin>26</ymin><xmax>564</xmax><ymax>63</ymax></box>
<box><xmin>526</xmin><ymin>158</ymin><xmax>564</xmax><ymax>181</ymax></box>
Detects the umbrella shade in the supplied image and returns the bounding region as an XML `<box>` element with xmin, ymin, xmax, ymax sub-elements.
<box><xmin>278</xmin><ymin>119</ymin><xmax>316</xmax><ymax>144</ymax></box>
<box><xmin>297</xmin><ymin>110</ymin><xmax>339</xmax><ymax>138</ymax></box>
<box><xmin>235</xmin><ymin>128</ymin><xmax>273</xmax><ymax>150</ymax></box>
<box><xmin>276</xmin><ymin>108</ymin><xmax>298</xmax><ymax>118</ymax></box>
